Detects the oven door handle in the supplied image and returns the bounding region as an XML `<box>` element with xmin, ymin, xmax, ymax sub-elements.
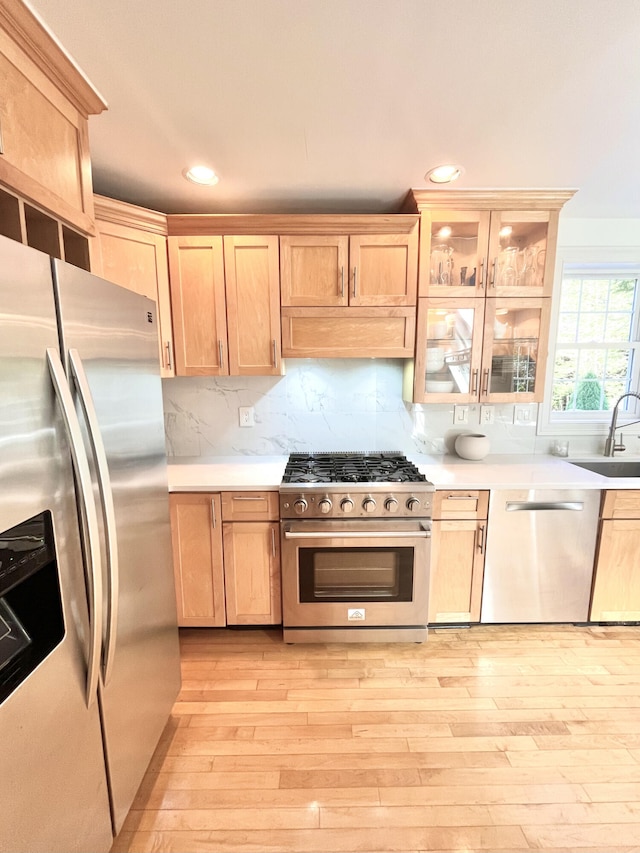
<box><xmin>284</xmin><ymin>529</ymin><xmax>431</xmax><ymax>539</ymax></box>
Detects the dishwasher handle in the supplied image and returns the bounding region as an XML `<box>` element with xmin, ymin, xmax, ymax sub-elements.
<box><xmin>506</xmin><ymin>501</ymin><xmax>584</xmax><ymax>512</ymax></box>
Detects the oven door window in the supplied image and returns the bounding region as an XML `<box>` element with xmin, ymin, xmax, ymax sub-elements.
<box><xmin>299</xmin><ymin>547</ymin><xmax>414</xmax><ymax>603</ymax></box>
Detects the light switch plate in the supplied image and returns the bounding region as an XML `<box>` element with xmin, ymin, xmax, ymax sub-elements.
<box><xmin>453</xmin><ymin>405</ymin><xmax>470</xmax><ymax>425</ymax></box>
<box><xmin>513</xmin><ymin>404</ymin><xmax>537</xmax><ymax>425</ymax></box>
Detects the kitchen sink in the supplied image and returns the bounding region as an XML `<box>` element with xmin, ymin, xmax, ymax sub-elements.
<box><xmin>569</xmin><ymin>459</ymin><xmax>640</xmax><ymax>478</ymax></box>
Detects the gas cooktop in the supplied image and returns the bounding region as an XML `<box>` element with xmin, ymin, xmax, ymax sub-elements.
<box><xmin>281</xmin><ymin>452</ymin><xmax>428</xmax><ymax>485</ymax></box>
<box><xmin>280</xmin><ymin>452</ymin><xmax>433</xmax><ymax>519</ymax></box>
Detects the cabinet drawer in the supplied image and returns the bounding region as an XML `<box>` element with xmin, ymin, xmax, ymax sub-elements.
<box><xmin>433</xmin><ymin>490</ymin><xmax>489</xmax><ymax>520</ymax></box>
<box><xmin>601</xmin><ymin>490</ymin><xmax>640</xmax><ymax>519</ymax></box>
<box><xmin>221</xmin><ymin>491</ymin><xmax>279</xmax><ymax>521</ymax></box>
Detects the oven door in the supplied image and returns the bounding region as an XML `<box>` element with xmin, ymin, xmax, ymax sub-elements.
<box><xmin>281</xmin><ymin>519</ymin><xmax>431</xmax><ymax>631</ymax></box>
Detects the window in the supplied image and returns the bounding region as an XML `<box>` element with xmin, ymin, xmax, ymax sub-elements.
<box><xmin>543</xmin><ymin>264</ymin><xmax>640</xmax><ymax>432</ymax></box>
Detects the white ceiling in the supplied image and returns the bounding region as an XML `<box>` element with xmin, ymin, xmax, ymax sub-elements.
<box><xmin>27</xmin><ymin>0</ymin><xmax>640</xmax><ymax>218</ymax></box>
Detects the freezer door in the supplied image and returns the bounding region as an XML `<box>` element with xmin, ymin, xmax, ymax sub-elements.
<box><xmin>481</xmin><ymin>488</ymin><xmax>600</xmax><ymax>623</ymax></box>
<box><xmin>52</xmin><ymin>259</ymin><xmax>181</xmax><ymax>832</ymax></box>
<box><xmin>0</xmin><ymin>238</ymin><xmax>112</xmax><ymax>853</ymax></box>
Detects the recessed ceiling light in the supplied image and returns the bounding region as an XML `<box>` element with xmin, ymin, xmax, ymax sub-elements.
<box><xmin>425</xmin><ymin>164</ymin><xmax>464</xmax><ymax>184</ymax></box>
<box><xmin>183</xmin><ymin>165</ymin><xmax>219</xmax><ymax>186</ymax></box>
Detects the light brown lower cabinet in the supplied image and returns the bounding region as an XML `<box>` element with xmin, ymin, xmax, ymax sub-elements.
<box><xmin>169</xmin><ymin>493</ymin><xmax>226</xmax><ymax>627</ymax></box>
<box><xmin>428</xmin><ymin>490</ymin><xmax>489</xmax><ymax>624</ymax></box>
<box><xmin>169</xmin><ymin>490</ymin><xmax>282</xmax><ymax>627</ymax></box>
<box><xmin>222</xmin><ymin>522</ymin><xmax>281</xmax><ymax>625</ymax></box>
<box><xmin>590</xmin><ymin>490</ymin><xmax>640</xmax><ymax>622</ymax></box>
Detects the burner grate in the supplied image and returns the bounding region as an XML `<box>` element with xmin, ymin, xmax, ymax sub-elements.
<box><xmin>282</xmin><ymin>452</ymin><xmax>426</xmax><ymax>485</ymax></box>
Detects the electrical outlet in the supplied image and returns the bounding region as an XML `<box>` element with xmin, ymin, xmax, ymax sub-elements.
<box><xmin>239</xmin><ymin>406</ymin><xmax>255</xmax><ymax>427</ymax></box>
<box><xmin>480</xmin><ymin>405</ymin><xmax>495</xmax><ymax>425</ymax></box>
<box><xmin>453</xmin><ymin>405</ymin><xmax>470</xmax><ymax>425</ymax></box>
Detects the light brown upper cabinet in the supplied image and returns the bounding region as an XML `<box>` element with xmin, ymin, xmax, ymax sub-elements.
<box><xmin>400</xmin><ymin>190</ymin><xmax>572</xmax><ymax>403</ymax></box>
<box><xmin>406</xmin><ymin>296</ymin><xmax>551</xmax><ymax>403</ymax></box>
<box><xmin>280</xmin><ymin>230</ymin><xmax>418</xmax><ymax>307</ymax></box>
<box><xmin>0</xmin><ymin>1</ymin><xmax>105</xmax><ymax>258</ymax></box>
<box><xmin>167</xmin><ymin>234</ymin><xmax>281</xmax><ymax>377</ymax></box>
<box><xmin>406</xmin><ymin>190</ymin><xmax>574</xmax><ymax>299</ymax></box>
<box><xmin>224</xmin><ymin>235</ymin><xmax>282</xmax><ymax>375</ymax></box>
<box><xmin>92</xmin><ymin>195</ymin><xmax>174</xmax><ymax>377</ymax></box>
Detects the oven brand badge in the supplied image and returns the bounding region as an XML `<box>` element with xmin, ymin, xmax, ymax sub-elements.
<box><xmin>348</xmin><ymin>608</ymin><xmax>365</xmax><ymax>621</ymax></box>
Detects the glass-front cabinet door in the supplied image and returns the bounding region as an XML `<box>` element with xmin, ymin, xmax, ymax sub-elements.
<box><xmin>420</xmin><ymin>210</ymin><xmax>491</xmax><ymax>297</ymax></box>
<box><xmin>481</xmin><ymin>298</ymin><xmax>551</xmax><ymax>402</ymax></box>
<box><xmin>413</xmin><ymin>298</ymin><xmax>485</xmax><ymax>402</ymax></box>
<box><xmin>487</xmin><ymin>211</ymin><xmax>556</xmax><ymax>297</ymax></box>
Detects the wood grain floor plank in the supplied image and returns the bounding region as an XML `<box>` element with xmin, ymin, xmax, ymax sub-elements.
<box><xmin>407</xmin><ymin>734</ymin><xmax>539</xmax><ymax>752</ymax></box>
<box><xmin>309</xmin><ymin>707</ymin><xmax>587</xmax><ymax>725</ymax></box>
<box><xmin>489</xmin><ymin>801</ymin><xmax>640</xmax><ymax>825</ymax></box>
<box><xmin>450</xmin><ymin>720</ymin><xmax>570</xmax><ymax>737</ymax></box>
<box><xmin>505</xmin><ymin>748</ymin><xmax>636</xmax><ymax>767</ymax></box>
<box><xmin>319</xmin><ymin>803</ymin><xmax>495</xmax><ymax>828</ymax></box>
<box><xmin>123</xmin><ymin>806</ymin><xmax>320</xmax><ymax>831</ymax></box>
<box><xmin>522</xmin><ymin>822</ymin><xmax>640</xmax><ymax>849</ymax></box>
<box><xmin>134</xmin><ymin>770</ymin><xmax>280</xmax><ymax>798</ymax></box>
<box><xmin>187</xmin><ymin>712</ymin><xmax>308</xmax><ymax>727</ymax></box>
<box><xmin>380</xmin><ymin>783</ymin><xmax>591</xmax><ymax>806</ymax></box>
<box><xmin>208</xmin><ymin>750</ymin><xmax>511</xmax><ymax>772</ymax></box>
<box><xmin>135</xmin><ymin>786</ymin><xmax>381</xmax><ymax>810</ymax></box>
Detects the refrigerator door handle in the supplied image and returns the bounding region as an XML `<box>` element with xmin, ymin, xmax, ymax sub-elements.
<box><xmin>68</xmin><ymin>348</ymin><xmax>120</xmax><ymax>686</ymax></box>
<box><xmin>46</xmin><ymin>347</ymin><xmax>103</xmax><ymax>708</ymax></box>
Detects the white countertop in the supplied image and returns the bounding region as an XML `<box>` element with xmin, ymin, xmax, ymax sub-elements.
<box><xmin>168</xmin><ymin>456</ymin><xmax>288</xmax><ymax>491</ymax></box>
<box><xmin>167</xmin><ymin>453</ymin><xmax>640</xmax><ymax>492</ymax></box>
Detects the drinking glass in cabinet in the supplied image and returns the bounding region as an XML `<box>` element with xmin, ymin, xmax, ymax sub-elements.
<box><xmin>429</xmin><ymin>221</ymin><xmax>480</xmax><ymax>287</ymax></box>
<box><xmin>497</xmin><ymin>246</ymin><xmax>518</xmax><ymax>288</ymax></box>
<box><xmin>494</xmin><ymin>221</ymin><xmax>548</xmax><ymax>290</ymax></box>
<box><xmin>430</xmin><ymin>244</ymin><xmax>454</xmax><ymax>285</ymax></box>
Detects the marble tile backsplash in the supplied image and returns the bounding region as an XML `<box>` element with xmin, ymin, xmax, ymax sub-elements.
<box><xmin>162</xmin><ymin>359</ymin><xmax>620</xmax><ymax>458</ymax></box>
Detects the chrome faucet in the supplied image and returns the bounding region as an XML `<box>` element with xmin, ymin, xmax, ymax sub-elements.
<box><xmin>604</xmin><ymin>392</ymin><xmax>640</xmax><ymax>456</ymax></box>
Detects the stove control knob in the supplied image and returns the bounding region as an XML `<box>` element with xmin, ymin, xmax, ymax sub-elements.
<box><xmin>384</xmin><ymin>497</ymin><xmax>399</xmax><ymax>513</ymax></box>
<box><xmin>406</xmin><ymin>497</ymin><xmax>421</xmax><ymax>513</ymax></box>
<box><xmin>293</xmin><ymin>498</ymin><xmax>308</xmax><ymax>515</ymax></box>
<box><xmin>340</xmin><ymin>498</ymin><xmax>354</xmax><ymax>513</ymax></box>
<box><xmin>362</xmin><ymin>497</ymin><xmax>377</xmax><ymax>514</ymax></box>
<box><xmin>318</xmin><ymin>498</ymin><xmax>333</xmax><ymax>514</ymax></box>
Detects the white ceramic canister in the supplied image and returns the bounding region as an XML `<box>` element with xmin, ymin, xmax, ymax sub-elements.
<box><xmin>454</xmin><ymin>433</ymin><xmax>491</xmax><ymax>461</ymax></box>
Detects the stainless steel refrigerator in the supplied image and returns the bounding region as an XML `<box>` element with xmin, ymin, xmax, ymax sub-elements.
<box><xmin>0</xmin><ymin>236</ymin><xmax>181</xmax><ymax>852</ymax></box>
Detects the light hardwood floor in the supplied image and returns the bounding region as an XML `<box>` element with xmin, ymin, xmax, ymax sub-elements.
<box><xmin>112</xmin><ymin>624</ymin><xmax>640</xmax><ymax>853</ymax></box>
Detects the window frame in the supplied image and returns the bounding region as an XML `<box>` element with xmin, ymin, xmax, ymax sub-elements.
<box><xmin>538</xmin><ymin>247</ymin><xmax>640</xmax><ymax>437</ymax></box>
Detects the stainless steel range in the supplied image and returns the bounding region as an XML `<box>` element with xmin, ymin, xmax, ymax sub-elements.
<box><xmin>280</xmin><ymin>452</ymin><xmax>434</xmax><ymax>643</ymax></box>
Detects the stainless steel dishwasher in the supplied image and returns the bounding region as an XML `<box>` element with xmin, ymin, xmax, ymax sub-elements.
<box><xmin>481</xmin><ymin>489</ymin><xmax>601</xmax><ymax>623</ymax></box>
